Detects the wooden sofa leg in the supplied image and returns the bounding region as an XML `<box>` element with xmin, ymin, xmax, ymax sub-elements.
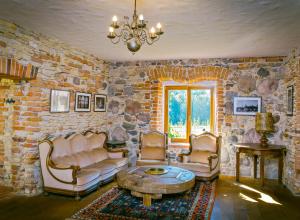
<box><xmin>75</xmin><ymin>192</ymin><xmax>81</xmax><ymax>201</ymax></box>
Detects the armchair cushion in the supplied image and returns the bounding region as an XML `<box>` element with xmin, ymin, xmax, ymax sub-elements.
<box><xmin>136</xmin><ymin>159</ymin><xmax>168</xmax><ymax>166</ymax></box>
<box><xmin>141</xmin><ymin>147</ymin><xmax>165</xmax><ymax>160</ymax></box>
<box><xmin>189</xmin><ymin>151</ymin><xmax>211</xmax><ymax>164</ymax></box>
<box><xmin>142</xmin><ymin>132</ymin><xmax>165</xmax><ymax>147</ymax></box>
<box><xmin>191</xmin><ymin>134</ymin><xmax>217</xmax><ymax>153</ymax></box>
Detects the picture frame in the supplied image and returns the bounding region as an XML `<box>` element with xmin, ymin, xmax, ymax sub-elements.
<box><xmin>50</xmin><ymin>89</ymin><xmax>70</xmax><ymax>113</ymax></box>
<box><xmin>94</xmin><ymin>94</ymin><xmax>107</xmax><ymax>112</ymax></box>
<box><xmin>75</xmin><ymin>92</ymin><xmax>91</xmax><ymax>112</ymax></box>
<box><xmin>233</xmin><ymin>96</ymin><xmax>262</xmax><ymax>116</ymax></box>
<box><xmin>287</xmin><ymin>85</ymin><xmax>294</xmax><ymax>116</ymax></box>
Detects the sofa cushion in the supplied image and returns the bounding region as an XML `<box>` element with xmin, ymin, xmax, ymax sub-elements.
<box><xmin>52</xmin><ymin>137</ymin><xmax>72</xmax><ymax>160</ymax></box>
<box><xmin>141</xmin><ymin>147</ymin><xmax>165</xmax><ymax>160</ymax></box>
<box><xmin>76</xmin><ymin>169</ymin><xmax>100</xmax><ymax>186</ymax></box>
<box><xmin>87</xmin><ymin>133</ymin><xmax>106</xmax><ymax>150</ymax></box>
<box><xmin>82</xmin><ymin>160</ymin><xmax>117</xmax><ymax>176</ymax></box>
<box><xmin>191</xmin><ymin>134</ymin><xmax>217</xmax><ymax>153</ymax></box>
<box><xmin>88</xmin><ymin>148</ymin><xmax>109</xmax><ymax>164</ymax></box>
<box><xmin>189</xmin><ymin>151</ymin><xmax>211</xmax><ymax>164</ymax></box>
<box><xmin>69</xmin><ymin>134</ymin><xmax>89</xmax><ymax>154</ymax></box>
<box><xmin>52</xmin><ymin>154</ymin><xmax>79</xmax><ymax>167</ymax></box>
<box><xmin>52</xmin><ymin>148</ymin><xmax>109</xmax><ymax>168</ymax></box>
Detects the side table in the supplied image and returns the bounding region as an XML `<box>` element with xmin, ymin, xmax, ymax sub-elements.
<box><xmin>106</xmin><ymin>140</ymin><xmax>128</xmax><ymax>157</ymax></box>
<box><xmin>106</xmin><ymin>140</ymin><xmax>126</xmax><ymax>149</ymax></box>
<box><xmin>235</xmin><ymin>143</ymin><xmax>286</xmax><ymax>186</ymax></box>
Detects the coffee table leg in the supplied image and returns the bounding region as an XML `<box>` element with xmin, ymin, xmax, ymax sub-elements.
<box><xmin>143</xmin><ymin>194</ymin><xmax>152</xmax><ymax>206</ymax></box>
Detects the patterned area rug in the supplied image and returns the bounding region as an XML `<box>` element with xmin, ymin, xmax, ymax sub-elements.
<box><xmin>69</xmin><ymin>181</ymin><xmax>216</xmax><ymax>220</ymax></box>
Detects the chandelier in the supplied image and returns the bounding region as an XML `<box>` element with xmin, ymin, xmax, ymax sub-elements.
<box><xmin>107</xmin><ymin>0</ymin><xmax>164</xmax><ymax>53</ymax></box>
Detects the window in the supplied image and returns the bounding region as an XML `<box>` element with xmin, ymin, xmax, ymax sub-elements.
<box><xmin>164</xmin><ymin>86</ymin><xmax>214</xmax><ymax>143</ymax></box>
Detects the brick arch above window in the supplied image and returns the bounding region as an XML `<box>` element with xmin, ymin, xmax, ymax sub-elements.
<box><xmin>148</xmin><ymin>65</ymin><xmax>230</xmax><ymax>83</ymax></box>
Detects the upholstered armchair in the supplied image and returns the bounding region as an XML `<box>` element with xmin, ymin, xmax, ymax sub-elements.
<box><xmin>171</xmin><ymin>132</ymin><xmax>221</xmax><ymax>180</ymax></box>
<box><xmin>136</xmin><ymin>131</ymin><xmax>168</xmax><ymax>166</ymax></box>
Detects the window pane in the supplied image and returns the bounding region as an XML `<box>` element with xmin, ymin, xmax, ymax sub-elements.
<box><xmin>168</xmin><ymin>90</ymin><xmax>187</xmax><ymax>139</ymax></box>
<box><xmin>191</xmin><ymin>90</ymin><xmax>211</xmax><ymax>135</ymax></box>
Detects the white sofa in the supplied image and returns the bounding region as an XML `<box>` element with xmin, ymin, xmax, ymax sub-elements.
<box><xmin>38</xmin><ymin>131</ymin><xmax>128</xmax><ymax>198</ymax></box>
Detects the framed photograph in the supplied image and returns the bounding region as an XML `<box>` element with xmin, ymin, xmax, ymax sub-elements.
<box><xmin>50</xmin><ymin>89</ymin><xmax>70</xmax><ymax>113</ymax></box>
<box><xmin>233</xmin><ymin>96</ymin><xmax>262</xmax><ymax>116</ymax></box>
<box><xmin>287</xmin><ymin>85</ymin><xmax>294</xmax><ymax>116</ymax></box>
<box><xmin>94</xmin><ymin>94</ymin><xmax>107</xmax><ymax>112</ymax></box>
<box><xmin>75</xmin><ymin>92</ymin><xmax>91</xmax><ymax>112</ymax></box>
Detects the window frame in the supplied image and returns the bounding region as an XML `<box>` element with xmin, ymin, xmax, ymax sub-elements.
<box><xmin>164</xmin><ymin>85</ymin><xmax>215</xmax><ymax>143</ymax></box>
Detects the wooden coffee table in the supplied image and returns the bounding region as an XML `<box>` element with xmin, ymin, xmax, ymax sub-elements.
<box><xmin>116</xmin><ymin>165</ymin><xmax>195</xmax><ymax>206</ymax></box>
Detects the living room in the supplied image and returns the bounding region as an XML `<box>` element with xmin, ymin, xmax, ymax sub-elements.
<box><xmin>0</xmin><ymin>0</ymin><xmax>299</xmax><ymax>219</ymax></box>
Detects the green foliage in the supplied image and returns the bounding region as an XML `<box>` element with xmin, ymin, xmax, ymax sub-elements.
<box><xmin>168</xmin><ymin>89</ymin><xmax>211</xmax><ymax>138</ymax></box>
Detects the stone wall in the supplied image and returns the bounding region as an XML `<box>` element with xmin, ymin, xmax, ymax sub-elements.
<box><xmin>107</xmin><ymin>57</ymin><xmax>291</xmax><ymax>184</ymax></box>
<box><xmin>284</xmin><ymin>49</ymin><xmax>300</xmax><ymax>195</ymax></box>
<box><xmin>0</xmin><ymin>19</ymin><xmax>108</xmax><ymax>195</ymax></box>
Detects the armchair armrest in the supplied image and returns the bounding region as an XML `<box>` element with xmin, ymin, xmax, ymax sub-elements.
<box><xmin>208</xmin><ymin>153</ymin><xmax>219</xmax><ymax>172</ymax></box>
<box><xmin>136</xmin><ymin>149</ymin><xmax>141</xmax><ymax>159</ymax></box>
<box><xmin>47</xmin><ymin>160</ymin><xmax>80</xmax><ymax>185</ymax></box>
<box><xmin>177</xmin><ymin>152</ymin><xmax>190</xmax><ymax>163</ymax></box>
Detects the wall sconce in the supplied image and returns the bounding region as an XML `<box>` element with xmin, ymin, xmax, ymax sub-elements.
<box><xmin>5</xmin><ymin>98</ymin><xmax>15</xmax><ymax>104</ymax></box>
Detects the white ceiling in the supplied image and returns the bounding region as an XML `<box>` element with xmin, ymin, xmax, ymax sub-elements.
<box><xmin>0</xmin><ymin>0</ymin><xmax>300</xmax><ymax>61</ymax></box>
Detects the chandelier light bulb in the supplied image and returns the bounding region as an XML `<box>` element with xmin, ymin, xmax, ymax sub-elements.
<box><xmin>150</xmin><ymin>27</ymin><xmax>156</xmax><ymax>34</ymax></box>
<box><xmin>156</xmin><ymin>22</ymin><xmax>162</xmax><ymax>29</ymax></box>
<box><xmin>112</xmin><ymin>15</ymin><xmax>118</xmax><ymax>22</ymax></box>
<box><xmin>109</xmin><ymin>27</ymin><xmax>114</xmax><ymax>33</ymax></box>
<box><xmin>139</xmin><ymin>14</ymin><xmax>144</xmax><ymax>21</ymax></box>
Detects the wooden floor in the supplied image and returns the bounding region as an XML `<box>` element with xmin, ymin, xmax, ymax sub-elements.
<box><xmin>0</xmin><ymin>176</ymin><xmax>299</xmax><ymax>220</ymax></box>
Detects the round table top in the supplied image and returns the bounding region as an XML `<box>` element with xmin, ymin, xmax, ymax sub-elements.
<box><xmin>116</xmin><ymin>165</ymin><xmax>195</xmax><ymax>195</ymax></box>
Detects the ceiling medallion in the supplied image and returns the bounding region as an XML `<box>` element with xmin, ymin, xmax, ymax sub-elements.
<box><xmin>107</xmin><ymin>0</ymin><xmax>164</xmax><ymax>53</ymax></box>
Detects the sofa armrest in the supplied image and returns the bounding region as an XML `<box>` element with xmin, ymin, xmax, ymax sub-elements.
<box><xmin>39</xmin><ymin>139</ymin><xmax>80</xmax><ymax>185</ymax></box>
<box><xmin>47</xmin><ymin>160</ymin><xmax>80</xmax><ymax>185</ymax></box>
<box><xmin>208</xmin><ymin>154</ymin><xmax>219</xmax><ymax>172</ymax></box>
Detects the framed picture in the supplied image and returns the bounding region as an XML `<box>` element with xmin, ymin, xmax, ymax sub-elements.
<box><xmin>94</xmin><ymin>94</ymin><xmax>107</xmax><ymax>112</ymax></box>
<box><xmin>75</xmin><ymin>92</ymin><xmax>91</xmax><ymax>112</ymax></box>
<box><xmin>50</xmin><ymin>89</ymin><xmax>70</xmax><ymax>113</ymax></box>
<box><xmin>233</xmin><ymin>96</ymin><xmax>262</xmax><ymax>116</ymax></box>
<box><xmin>287</xmin><ymin>85</ymin><xmax>294</xmax><ymax>116</ymax></box>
